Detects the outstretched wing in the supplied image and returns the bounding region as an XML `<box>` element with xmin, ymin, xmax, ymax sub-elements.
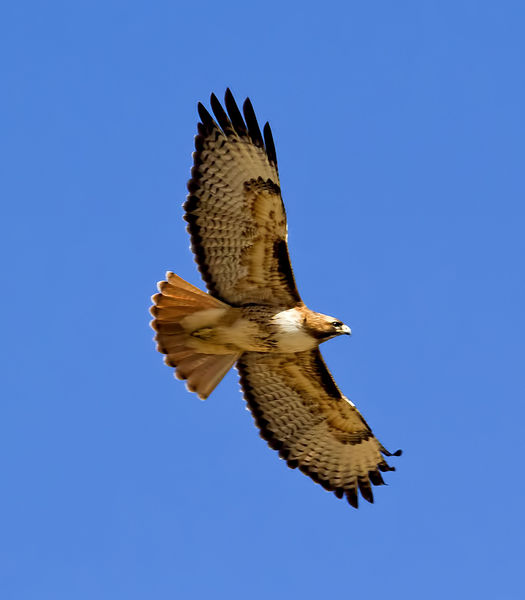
<box><xmin>184</xmin><ymin>89</ymin><xmax>301</xmax><ymax>308</ymax></box>
<box><xmin>237</xmin><ymin>349</ymin><xmax>401</xmax><ymax>507</ymax></box>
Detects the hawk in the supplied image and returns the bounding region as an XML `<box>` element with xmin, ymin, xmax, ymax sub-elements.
<box><xmin>150</xmin><ymin>89</ymin><xmax>401</xmax><ymax>507</ymax></box>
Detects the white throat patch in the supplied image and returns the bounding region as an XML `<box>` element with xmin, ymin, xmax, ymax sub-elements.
<box><xmin>271</xmin><ymin>309</ymin><xmax>318</xmax><ymax>352</ymax></box>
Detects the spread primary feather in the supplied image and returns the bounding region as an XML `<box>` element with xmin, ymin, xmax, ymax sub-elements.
<box><xmin>150</xmin><ymin>90</ymin><xmax>400</xmax><ymax>508</ymax></box>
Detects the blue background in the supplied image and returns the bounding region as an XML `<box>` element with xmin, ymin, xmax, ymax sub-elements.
<box><xmin>2</xmin><ymin>1</ymin><xmax>524</xmax><ymax>598</ymax></box>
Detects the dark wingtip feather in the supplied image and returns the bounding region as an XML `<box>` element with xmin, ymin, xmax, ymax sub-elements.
<box><xmin>358</xmin><ymin>477</ymin><xmax>374</xmax><ymax>504</ymax></box>
<box><xmin>378</xmin><ymin>460</ymin><xmax>396</xmax><ymax>473</ymax></box>
<box><xmin>199</xmin><ymin>92</ymin><xmax>278</xmax><ymax>169</ymax></box>
<box><xmin>242</xmin><ymin>97</ymin><xmax>264</xmax><ymax>148</ymax></box>
<box><xmin>263</xmin><ymin>122</ymin><xmax>277</xmax><ymax>166</ymax></box>
<box><xmin>381</xmin><ymin>444</ymin><xmax>403</xmax><ymax>458</ymax></box>
<box><xmin>346</xmin><ymin>488</ymin><xmax>359</xmax><ymax>508</ymax></box>
<box><xmin>210</xmin><ymin>92</ymin><xmax>233</xmax><ymax>134</ymax></box>
<box><xmin>224</xmin><ymin>89</ymin><xmax>248</xmax><ymax>137</ymax></box>
<box><xmin>369</xmin><ymin>470</ymin><xmax>385</xmax><ymax>486</ymax></box>
<box><xmin>197</xmin><ymin>102</ymin><xmax>217</xmax><ymax>133</ymax></box>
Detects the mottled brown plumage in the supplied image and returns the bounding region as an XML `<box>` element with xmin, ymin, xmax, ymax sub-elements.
<box><xmin>151</xmin><ymin>90</ymin><xmax>400</xmax><ymax>507</ymax></box>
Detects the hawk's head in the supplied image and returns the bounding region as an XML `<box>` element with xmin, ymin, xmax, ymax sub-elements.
<box><xmin>303</xmin><ymin>310</ymin><xmax>352</xmax><ymax>342</ymax></box>
<box><xmin>270</xmin><ymin>306</ymin><xmax>351</xmax><ymax>353</ymax></box>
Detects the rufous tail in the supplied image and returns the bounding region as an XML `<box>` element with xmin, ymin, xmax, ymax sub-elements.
<box><xmin>150</xmin><ymin>272</ymin><xmax>239</xmax><ymax>399</ymax></box>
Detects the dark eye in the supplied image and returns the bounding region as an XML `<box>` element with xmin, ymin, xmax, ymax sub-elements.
<box><xmin>331</xmin><ymin>321</ymin><xmax>343</xmax><ymax>328</ymax></box>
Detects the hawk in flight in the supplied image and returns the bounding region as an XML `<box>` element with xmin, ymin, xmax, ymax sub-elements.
<box><xmin>150</xmin><ymin>90</ymin><xmax>401</xmax><ymax>507</ymax></box>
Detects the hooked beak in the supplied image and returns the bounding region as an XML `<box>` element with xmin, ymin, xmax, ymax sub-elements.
<box><xmin>342</xmin><ymin>324</ymin><xmax>352</xmax><ymax>336</ymax></box>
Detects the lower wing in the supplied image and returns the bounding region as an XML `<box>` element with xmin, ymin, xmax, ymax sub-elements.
<box><xmin>236</xmin><ymin>349</ymin><xmax>401</xmax><ymax>507</ymax></box>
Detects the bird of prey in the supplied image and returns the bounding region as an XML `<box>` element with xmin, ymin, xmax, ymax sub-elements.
<box><xmin>150</xmin><ymin>89</ymin><xmax>400</xmax><ymax>507</ymax></box>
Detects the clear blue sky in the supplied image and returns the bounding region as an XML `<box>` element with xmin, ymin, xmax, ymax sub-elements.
<box><xmin>2</xmin><ymin>1</ymin><xmax>524</xmax><ymax>598</ymax></box>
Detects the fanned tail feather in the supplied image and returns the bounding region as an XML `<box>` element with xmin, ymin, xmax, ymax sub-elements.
<box><xmin>150</xmin><ymin>272</ymin><xmax>239</xmax><ymax>399</ymax></box>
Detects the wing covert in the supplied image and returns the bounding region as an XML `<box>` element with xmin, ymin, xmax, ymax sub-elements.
<box><xmin>237</xmin><ymin>349</ymin><xmax>400</xmax><ymax>507</ymax></box>
<box><xmin>184</xmin><ymin>89</ymin><xmax>301</xmax><ymax>308</ymax></box>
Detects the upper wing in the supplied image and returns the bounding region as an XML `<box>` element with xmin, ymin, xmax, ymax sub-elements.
<box><xmin>184</xmin><ymin>89</ymin><xmax>301</xmax><ymax>308</ymax></box>
<box><xmin>237</xmin><ymin>349</ymin><xmax>401</xmax><ymax>507</ymax></box>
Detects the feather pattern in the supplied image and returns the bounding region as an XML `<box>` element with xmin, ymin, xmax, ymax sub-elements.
<box><xmin>185</xmin><ymin>89</ymin><xmax>300</xmax><ymax>307</ymax></box>
<box><xmin>237</xmin><ymin>349</ymin><xmax>397</xmax><ymax>506</ymax></box>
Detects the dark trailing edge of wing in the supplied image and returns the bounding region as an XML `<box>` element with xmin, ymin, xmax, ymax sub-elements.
<box><xmin>182</xmin><ymin>201</ymin><xmax>225</xmax><ymax>302</ymax></box>
<box><xmin>236</xmin><ymin>351</ymin><xmax>399</xmax><ymax>508</ymax></box>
